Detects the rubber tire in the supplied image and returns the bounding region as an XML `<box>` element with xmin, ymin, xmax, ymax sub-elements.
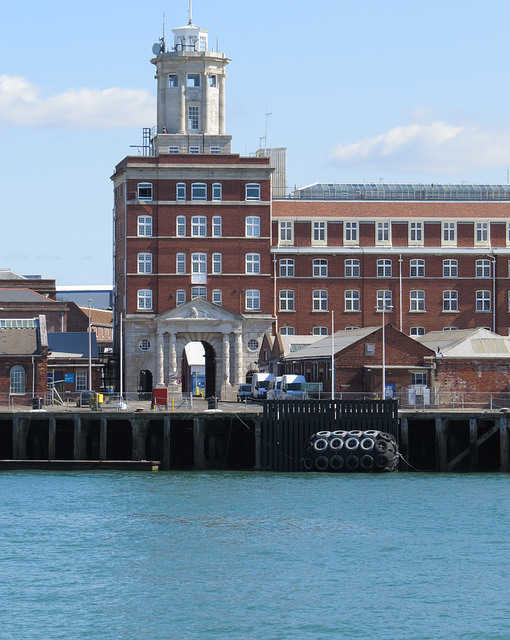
<box><xmin>375</xmin><ymin>453</ymin><xmax>390</xmax><ymax>470</ymax></box>
<box><xmin>344</xmin><ymin>437</ymin><xmax>360</xmax><ymax>451</ymax></box>
<box><xmin>316</xmin><ymin>431</ymin><xmax>331</xmax><ymax>438</ymax></box>
<box><xmin>360</xmin><ymin>437</ymin><xmax>375</xmax><ymax>452</ymax></box>
<box><xmin>313</xmin><ymin>438</ymin><xmax>329</xmax><ymax>452</ymax></box>
<box><xmin>303</xmin><ymin>457</ymin><xmax>313</xmax><ymax>471</ymax></box>
<box><xmin>360</xmin><ymin>454</ymin><xmax>375</xmax><ymax>470</ymax></box>
<box><xmin>378</xmin><ymin>432</ymin><xmax>395</xmax><ymax>442</ymax></box>
<box><xmin>332</xmin><ymin>430</ymin><xmax>348</xmax><ymax>437</ymax></box>
<box><xmin>363</xmin><ymin>430</ymin><xmax>380</xmax><ymax>437</ymax></box>
<box><xmin>315</xmin><ymin>455</ymin><xmax>329</xmax><ymax>471</ymax></box>
<box><xmin>375</xmin><ymin>440</ymin><xmax>388</xmax><ymax>453</ymax></box>
<box><xmin>329</xmin><ymin>455</ymin><xmax>344</xmax><ymax>471</ymax></box>
<box><xmin>345</xmin><ymin>455</ymin><xmax>360</xmax><ymax>471</ymax></box>
<box><xmin>349</xmin><ymin>430</ymin><xmax>363</xmax><ymax>437</ymax></box>
<box><xmin>329</xmin><ymin>437</ymin><xmax>343</xmax><ymax>451</ymax></box>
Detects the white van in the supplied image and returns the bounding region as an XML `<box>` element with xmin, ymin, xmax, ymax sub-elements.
<box><xmin>280</xmin><ymin>374</ymin><xmax>307</xmax><ymax>399</ymax></box>
<box><xmin>266</xmin><ymin>376</ymin><xmax>282</xmax><ymax>400</ymax></box>
<box><xmin>251</xmin><ymin>373</ymin><xmax>275</xmax><ymax>399</ymax></box>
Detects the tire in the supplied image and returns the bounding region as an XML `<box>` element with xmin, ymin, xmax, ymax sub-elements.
<box><xmin>375</xmin><ymin>440</ymin><xmax>388</xmax><ymax>453</ymax></box>
<box><xmin>344</xmin><ymin>437</ymin><xmax>360</xmax><ymax>451</ymax></box>
<box><xmin>303</xmin><ymin>441</ymin><xmax>313</xmax><ymax>454</ymax></box>
<box><xmin>329</xmin><ymin>437</ymin><xmax>343</xmax><ymax>451</ymax></box>
<box><xmin>360</xmin><ymin>437</ymin><xmax>375</xmax><ymax>452</ymax></box>
<box><xmin>315</xmin><ymin>455</ymin><xmax>329</xmax><ymax>471</ymax></box>
<box><xmin>375</xmin><ymin>453</ymin><xmax>390</xmax><ymax>470</ymax></box>
<box><xmin>345</xmin><ymin>455</ymin><xmax>359</xmax><ymax>471</ymax></box>
<box><xmin>363</xmin><ymin>430</ymin><xmax>380</xmax><ymax>437</ymax></box>
<box><xmin>349</xmin><ymin>430</ymin><xmax>363</xmax><ymax>437</ymax></box>
<box><xmin>360</xmin><ymin>454</ymin><xmax>375</xmax><ymax>470</ymax></box>
<box><xmin>316</xmin><ymin>431</ymin><xmax>331</xmax><ymax>438</ymax></box>
<box><xmin>303</xmin><ymin>457</ymin><xmax>314</xmax><ymax>471</ymax></box>
<box><xmin>329</xmin><ymin>455</ymin><xmax>344</xmax><ymax>471</ymax></box>
<box><xmin>378</xmin><ymin>432</ymin><xmax>395</xmax><ymax>442</ymax></box>
<box><xmin>313</xmin><ymin>438</ymin><xmax>329</xmax><ymax>452</ymax></box>
<box><xmin>332</xmin><ymin>430</ymin><xmax>348</xmax><ymax>437</ymax></box>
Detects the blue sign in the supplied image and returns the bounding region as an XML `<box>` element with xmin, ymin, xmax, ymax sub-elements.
<box><xmin>64</xmin><ymin>373</ymin><xmax>74</xmax><ymax>383</ymax></box>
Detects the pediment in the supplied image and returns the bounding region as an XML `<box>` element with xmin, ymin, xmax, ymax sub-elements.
<box><xmin>156</xmin><ymin>298</ymin><xmax>244</xmax><ymax>322</ymax></box>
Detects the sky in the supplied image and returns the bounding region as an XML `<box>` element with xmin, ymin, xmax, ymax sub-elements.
<box><xmin>2</xmin><ymin>0</ymin><xmax>510</xmax><ymax>285</ymax></box>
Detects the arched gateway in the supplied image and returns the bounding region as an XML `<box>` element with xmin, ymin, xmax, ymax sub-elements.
<box><xmin>124</xmin><ymin>298</ymin><xmax>274</xmax><ymax>399</ymax></box>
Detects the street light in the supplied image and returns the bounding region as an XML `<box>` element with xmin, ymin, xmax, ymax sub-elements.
<box><xmin>88</xmin><ymin>299</ymin><xmax>92</xmax><ymax>390</ymax></box>
<box><xmin>377</xmin><ymin>299</ymin><xmax>393</xmax><ymax>399</ymax></box>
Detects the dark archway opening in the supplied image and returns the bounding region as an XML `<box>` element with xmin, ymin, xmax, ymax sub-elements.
<box><xmin>202</xmin><ymin>341</ymin><xmax>216</xmax><ymax>398</ymax></box>
<box><xmin>139</xmin><ymin>369</ymin><xmax>153</xmax><ymax>393</ymax></box>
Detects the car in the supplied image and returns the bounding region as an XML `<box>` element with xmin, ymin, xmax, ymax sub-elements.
<box><xmin>237</xmin><ymin>384</ymin><xmax>252</xmax><ymax>402</ymax></box>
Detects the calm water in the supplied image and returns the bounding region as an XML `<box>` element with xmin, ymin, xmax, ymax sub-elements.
<box><xmin>0</xmin><ymin>471</ymin><xmax>509</xmax><ymax>639</ymax></box>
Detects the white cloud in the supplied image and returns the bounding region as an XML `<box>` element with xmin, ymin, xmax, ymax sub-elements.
<box><xmin>330</xmin><ymin>121</ymin><xmax>510</xmax><ymax>174</ymax></box>
<box><xmin>0</xmin><ymin>75</ymin><xmax>154</xmax><ymax>129</ymax></box>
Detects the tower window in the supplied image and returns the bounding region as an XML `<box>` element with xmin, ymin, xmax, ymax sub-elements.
<box><xmin>210</xmin><ymin>146</ymin><xmax>220</xmax><ymax>154</ymax></box>
<box><xmin>187</xmin><ymin>74</ymin><xmax>201</xmax><ymax>87</ymax></box>
<box><xmin>168</xmin><ymin>146</ymin><xmax>179</xmax><ymax>154</ymax></box>
<box><xmin>188</xmin><ymin>106</ymin><xmax>199</xmax><ymax>131</ymax></box>
<box><xmin>137</xmin><ymin>183</ymin><xmax>152</xmax><ymax>201</ymax></box>
<box><xmin>168</xmin><ymin>74</ymin><xmax>178</xmax><ymax>88</ymax></box>
<box><xmin>209</xmin><ymin>75</ymin><xmax>217</xmax><ymax>87</ymax></box>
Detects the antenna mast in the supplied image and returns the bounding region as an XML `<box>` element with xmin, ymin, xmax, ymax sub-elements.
<box><xmin>264</xmin><ymin>104</ymin><xmax>272</xmax><ymax>151</ymax></box>
<box><xmin>189</xmin><ymin>0</ymin><xmax>193</xmax><ymax>25</ymax></box>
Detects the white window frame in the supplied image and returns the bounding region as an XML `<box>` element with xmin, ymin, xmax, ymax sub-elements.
<box><xmin>476</xmin><ymin>290</ymin><xmax>491</xmax><ymax>312</ymax></box>
<box><xmin>10</xmin><ymin>365</ymin><xmax>25</xmax><ymax>395</ymax></box>
<box><xmin>191</xmin><ymin>253</ymin><xmax>207</xmax><ymax>275</ymax></box>
<box><xmin>176</xmin><ymin>183</ymin><xmax>186</xmax><ymax>201</ymax></box>
<box><xmin>410</xmin><ymin>327</ymin><xmax>425</xmax><ymax>337</ymax></box>
<box><xmin>212</xmin><ymin>253</ymin><xmax>222</xmax><ymax>274</ymax></box>
<box><xmin>411</xmin><ymin>372</ymin><xmax>427</xmax><ymax>386</ymax></box>
<box><xmin>187</xmin><ymin>73</ymin><xmax>201</xmax><ymax>87</ymax></box>
<box><xmin>344</xmin><ymin>221</ymin><xmax>358</xmax><ymax>245</ymax></box>
<box><xmin>246</xmin><ymin>216</ymin><xmax>260</xmax><ymax>238</ymax></box>
<box><xmin>212</xmin><ymin>289</ymin><xmax>222</xmax><ymax>305</ymax></box>
<box><xmin>210</xmin><ymin>146</ymin><xmax>220</xmax><ymax>154</ymax></box>
<box><xmin>176</xmin><ymin>253</ymin><xmax>186</xmax><ymax>274</ymax></box>
<box><xmin>191</xmin><ymin>216</ymin><xmax>207</xmax><ymax>237</ymax></box>
<box><xmin>475</xmin><ymin>222</ymin><xmax>490</xmax><ymax>245</ymax></box>
<box><xmin>476</xmin><ymin>259</ymin><xmax>491</xmax><ymax>278</ymax></box>
<box><xmin>137</xmin><ymin>215</ymin><xmax>152</xmax><ymax>237</ymax></box>
<box><xmin>75</xmin><ymin>369</ymin><xmax>87</xmax><ymax>392</ymax></box>
<box><xmin>279</xmin><ymin>326</ymin><xmax>295</xmax><ymax>336</ymax></box>
<box><xmin>313</xmin><ymin>259</ymin><xmax>328</xmax><ymax>277</ymax></box>
<box><xmin>279</xmin><ymin>259</ymin><xmax>295</xmax><ymax>278</ymax></box>
<box><xmin>168</xmin><ymin>146</ymin><xmax>179</xmax><ymax>154</ymax></box>
<box><xmin>168</xmin><ymin>74</ymin><xmax>178</xmax><ymax>88</ymax></box>
<box><xmin>176</xmin><ymin>215</ymin><xmax>186</xmax><ymax>237</ymax></box>
<box><xmin>377</xmin><ymin>259</ymin><xmax>392</xmax><ymax>278</ymax></box>
<box><xmin>279</xmin><ymin>290</ymin><xmax>295</xmax><ymax>311</ymax></box>
<box><xmin>279</xmin><ymin>221</ymin><xmax>293</xmax><ymax>244</ymax></box>
<box><xmin>137</xmin><ymin>289</ymin><xmax>153</xmax><ymax>311</ymax></box>
<box><xmin>376</xmin><ymin>221</ymin><xmax>391</xmax><ymax>245</ymax></box>
<box><xmin>176</xmin><ymin>290</ymin><xmax>186</xmax><ymax>306</ymax></box>
<box><xmin>313</xmin><ymin>327</ymin><xmax>328</xmax><ymax>336</ymax></box>
<box><xmin>246</xmin><ymin>253</ymin><xmax>261</xmax><ymax>274</ymax></box>
<box><xmin>442</xmin><ymin>222</ymin><xmax>457</xmax><ymax>246</ymax></box>
<box><xmin>137</xmin><ymin>253</ymin><xmax>152</xmax><ymax>274</ymax></box>
<box><xmin>137</xmin><ymin>182</ymin><xmax>152</xmax><ymax>201</ymax></box>
<box><xmin>189</xmin><ymin>146</ymin><xmax>200</xmax><ymax>154</ymax></box>
<box><xmin>191</xmin><ymin>286</ymin><xmax>207</xmax><ymax>300</ymax></box>
<box><xmin>410</xmin><ymin>290</ymin><xmax>425</xmax><ymax>312</ymax></box>
<box><xmin>246</xmin><ymin>290</ymin><xmax>260</xmax><ymax>310</ymax></box>
<box><xmin>212</xmin><ymin>216</ymin><xmax>222</xmax><ymax>237</ymax></box>
<box><xmin>376</xmin><ymin>290</ymin><xmax>392</xmax><ymax>310</ymax></box>
<box><xmin>188</xmin><ymin>105</ymin><xmax>199</xmax><ymax>130</ymax></box>
<box><xmin>443</xmin><ymin>259</ymin><xmax>458</xmax><ymax>278</ymax></box>
<box><xmin>312</xmin><ymin>290</ymin><xmax>328</xmax><ymax>311</ymax></box>
<box><xmin>345</xmin><ymin>259</ymin><xmax>360</xmax><ymax>278</ymax></box>
<box><xmin>345</xmin><ymin>290</ymin><xmax>360</xmax><ymax>312</ymax></box>
<box><xmin>409</xmin><ymin>221</ymin><xmax>424</xmax><ymax>245</ymax></box>
<box><xmin>191</xmin><ymin>183</ymin><xmax>207</xmax><ymax>201</ymax></box>
<box><xmin>443</xmin><ymin>290</ymin><xmax>459</xmax><ymax>312</ymax></box>
<box><xmin>312</xmin><ymin>221</ymin><xmax>327</xmax><ymax>246</ymax></box>
<box><xmin>245</xmin><ymin>183</ymin><xmax>261</xmax><ymax>201</ymax></box>
<box><xmin>410</xmin><ymin>259</ymin><xmax>425</xmax><ymax>278</ymax></box>
<box><xmin>212</xmin><ymin>183</ymin><xmax>222</xmax><ymax>201</ymax></box>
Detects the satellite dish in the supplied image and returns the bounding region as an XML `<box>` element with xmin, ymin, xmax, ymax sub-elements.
<box><xmin>152</xmin><ymin>42</ymin><xmax>162</xmax><ymax>55</ymax></box>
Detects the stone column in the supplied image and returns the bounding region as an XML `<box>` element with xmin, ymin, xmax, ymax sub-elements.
<box><xmin>235</xmin><ymin>332</ymin><xmax>243</xmax><ymax>385</ymax></box>
<box><xmin>157</xmin><ymin>331</ymin><xmax>165</xmax><ymax>385</ymax></box>
<box><xmin>48</xmin><ymin>417</ymin><xmax>56</xmax><ymax>460</ymax></box>
<box><xmin>203</xmin><ymin>73</ymin><xmax>209</xmax><ymax>134</ymax></box>
<box><xmin>223</xmin><ymin>333</ymin><xmax>230</xmax><ymax>386</ymax></box>
<box><xmin>169</xmin><ymin>332</ymin><xmax>177</xmax><ymax>378</ymax></box>
<box><xmin>219</xmin><ymin>75</ymin><xmax>226</xmax><ymax>134</ymax></box>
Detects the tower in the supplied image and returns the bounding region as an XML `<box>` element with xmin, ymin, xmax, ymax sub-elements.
<box><xmin>151</xmin><ymin>16</ymin><xmax>231</xmax><ymax>155</ymax></box>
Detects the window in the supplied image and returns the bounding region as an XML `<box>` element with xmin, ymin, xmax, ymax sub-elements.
<box><xmin>139</xmin><ymin>339</ymin><xmax>151</xmax><ymax>351</ymax></box>
<box><xmin>476</xmin><ymin>259</ymin><xmax>491</xmax><ymax>278</ymax></box>
<box><xmin>442</xmin><ymin>222</ymin><xmax>456</xmax><ymax>245</ymax></box>
<box><xmin>410</xmin><ymin>290</ymin><xmax>425</xmax><ymax>312</ymax></box>
<box><xmin>411</xmin><ymin>372</ymin><xmax>427</xmax><ymax>386</ymax></box>
<box><xmin>279</xmin><ymin>259</ymin><xmax>295</xmax><ymax>277</ymax></box>
<box><xmin>191</xmin><ymin>286</ymin><xmax>207</xmax><ymax>300</ymax></box>
<box><xmin>376</xmin><ymin>290</ymin><xmax>392</xmax><ymax>310</ymax></box>
<box><xmin>376</xmin><ymin>221</ymin><xmax>391</xmax><ymax>244</ymax></box>
<box><xmin>279</xmin><ymin>221</ymin><xmax>293</xmax><ymax>243</ymax></box>
<box><xmin>75</xmin><ymin>370</ymin><xmax>87</xmax><ymax>392</ymax></box>
<box><xmin>212</xmin><ymin>183</ymin><xmax>222</xmax><ymax>201</ymax></box>
<box><xmin>212</xmin><ymin>253</ymin><xmax>222</xmax><ymax>274</ymax></box>
<box><xmin>279</xmin><ymin>290</ymin><xmax>295</xmax><ymax>311</ymax></box>
<box><xmin>410</xmin><ymin>259</ymin><xmax>425</xmax><ymax>278</ymax></box>
<box><xmin>443</xmin><ymin>326</ymin><xmax>459</xmax><ymax>331</ymax></box>
<box><xmin>212</xmin><ymin>216</ymin><xmax>222</xmax><ymax>237</ymax></box>
<box><xmin>168</xmin><ymin>74</ymin><xmax>178</xmax><ymax>88</ymax></box>
<box><xmin>409</xmin><ymin>222</ymin><xmax>423</xmax><ymax>245</ymax></box>
<box><xmin>245</xmin><ymin>183</ymin><xmax>261</xmax><ymax>201</ymax></box>
<box><xmin>176</xmin><ymin>215</ymin><xmax>186</xmax><ymax>237</ymax></box>
<box><xmin>475</xmin><ymin>222</ymin><xmax>489</xmax><ymax>244</ymax></box>
<box><xmin>137</xmin><ymin>183</ymin><xmax>152</xmax><ymax>201</ymax></box>
<box><xmin>189</xmin><ymin>146</ymin><xmax>200</xmax><ymax>154</ymax></box>
<box><xmin>10</xmin><ymin>365</ymin><xmax>25</xmax><ymax>394</ymax></box>
<box><xmin>212</xmin><ymin>290</ymin><xmax>222</xmax><ymax>305</ymax></box>
<box><xmin>137</xmin><ymin>289</ymin><xmax>152</xmax><ymax>310</ymax></box>
<box><xmin>377</xmin><ymin>259</ymin><xmax>392</xmax><ymax>278</ymax></box>
<box><xmin>188</xmin><ymin>106</ymin><xmax>199</xmax><ymax>130</ymax></box>
<box><xmin>345</xmin><ymin>259</ymin><xmax>360</xmax><ymax>278</ymax></box>
<box><xmin>246</xmin><ymin>216</ymin><xmax>260</xmax><ymax>237</ymax></box>
<box><xmin>313</xmin><ymin>259</ymin><xmax>328</xmax><ymax>277</ymax></box>
<box><xmin>209</xmin><ymin>75</ymin><xmax>217</xmax><ymax>87</ymax></box>
<box><xmin>246</xmin><ymin>253</ymin><xmax>260</xmax><ymax>274</ymax></box>
<box><xmin>443</xmin><ymin>290</ymin><xmax>458</xmax><ymax>312</ymax></box>
<box><xmin>176</xmin><ymin>253</ymin><xmax>186</xmax><ymax>274</ymax></box>
<box><xmin>187</xmin><ymin>73</ymin><xmax>201</xmax><ymax>87</ymax></box>
<box><xmin>191</xmin><ymin>183</ymin><xmax>207</xmax><ymax>201</ymax></box>
<box><xmin>176</xmin><ymin>290</ymin><xmax>186</xmax><ymax>306</ymax></box>
<box><xmin>312</xmin><ymin>221</ymin><xmax>326</xmax><ymax>244</ymax></box>
<box><xmin>176</xmin><ymin>183</ymin><xmax>186</xmax><ymax>201</ymax></box>
<box><xmin>280</xmin><ymin>326</ymin><xmax>295</xmax><ymax>336</ymax></box>
<box><xmin>169</xmin><ymin>146</ymin><xmax>179</xmax><ymax>154</ymax></box>
<box><xmin>344</xmin><ymin>221</ymin><xmax>358</xmax><ymax>244</ymax></box>
<box><xmin>191</xmin><ymin>216</ymin><xmax>207</xmax><ymax>237</ymax></box>
<box><xmin>191</xmin><ymin>253</ymin><xmax>207</xmax><ymax>275</ymax></box>
<box><xmin>138</xmin><ymin>215</ymin><xmax>152</xmax><ymax>237</ymax></box>
<box><xmin>137</xmin><ymin>253</ymin><xmax>152</xmax><ymax>274</ymax></box>
<box><xmin>476</xmin><ymin>290</ymin><xmax>491</xmax><ymax>312</ymax></box>
<box><xmin>246</xmin><ymin>289</ymin><xmax>260</xmax><ymax>310</ymax></box>
<box><xmin>313</xmin><ymin>327</ymin><xmax>328</xmax><ymax>336</ymax></box>
<box><xmin>210</xmin><ymin>146</ymin><xmax>220</xmax><ymax>154</ymax></box>
<box><xmin>345</xmin><ymin>290</ymin><xmax>360</xmax><ymax>312</ymax></box>
<box><xmin>410</xmin><ymin>327</ymin><xmax>425</xmax><ymax>337</ymax></box>
<box><xmin>313</xmin><ymin>290</ymin><xmax>328</xmax><ymax>311</ymax></box>
<box><xmin>443</xmin><ymin>259</ymin><xmax>458</xmax><ymax>278</ymax></box>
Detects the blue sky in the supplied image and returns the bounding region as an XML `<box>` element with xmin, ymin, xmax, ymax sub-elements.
<box><xmin>2</xmin><ymin>0</ymin><xmax>510</xmax><ymax>285</ymax></box>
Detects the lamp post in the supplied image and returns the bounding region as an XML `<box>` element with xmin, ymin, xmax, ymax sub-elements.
<box><xmin>88</xmin><ymin>299</ymin><xmax>92</xmax><ymax>390</ymax></box>
<box><xmin>377</xmin><ymin>299</ymin><xmax>393</xmax><ymax>399</ymax></box>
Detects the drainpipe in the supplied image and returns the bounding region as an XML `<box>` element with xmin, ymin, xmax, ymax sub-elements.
<box><xmin>399</xmin><ymin>254</ymin><xmax>403</xmax><ymax>332</ymax></box>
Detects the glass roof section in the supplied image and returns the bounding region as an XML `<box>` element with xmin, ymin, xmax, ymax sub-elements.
<box><xmin>292</xmin><ymin>183</ymin><xmax>510</xmax><ymax>201</ymax></box>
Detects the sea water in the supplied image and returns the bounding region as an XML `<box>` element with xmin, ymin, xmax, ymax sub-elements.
<box><xmin>0</xmin><ymin>471</ymin><xmax>509</xmax><ymax>640</ymax></box>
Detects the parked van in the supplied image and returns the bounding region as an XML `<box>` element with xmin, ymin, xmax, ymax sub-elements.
<box><xmin>280</xmin><ymin>374</ymin><xmax>307</xmax><ymax>399</ymax></box>
<box><xmin>251</xmin><ymin>372</ymin><xmax>275</xmax><ymax>399</ymax></box>
<box><xmin>266</xmin><ymin>376</ymin><xmax>282</xmax><ymax>400</ymax></box>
